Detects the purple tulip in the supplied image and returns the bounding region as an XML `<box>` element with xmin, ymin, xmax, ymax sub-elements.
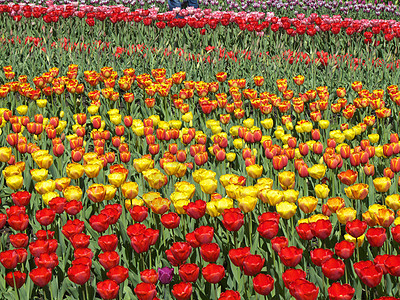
<box><xmin>158</xmin><ymin>267</ymin><xmax>174</xmax><ymax>284</ymax></box>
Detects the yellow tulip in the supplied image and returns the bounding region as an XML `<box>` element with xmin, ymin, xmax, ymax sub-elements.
<box><xmin>315</xmin><ymin>184</ymin><xmax>330</xmax><ymax>199</ymax></box>
<box><xmin>84</xmin><ymin>163</ymin><xmax>102</xmax><ymax>179</ymax></box>
<box><xmin>55</xmin><ymin>177</ymin><xmax>71</xmax><ymax>191</ymax></box>
<box><xmin>215</xmin><ymin>198</ymin><xmax>234</xmax><ymax>214</ymax></box>
<box><xmin>6</xmin><ymin>175</ymin><xmax>23</xmax><ymax>190</ymax></box>
<box><xmin>174</xmin><ymin>199</ymin><xmax>190</xmax><ymax>214</ymax></box>
<box><xmin>386</xmin><ymin>194</ymin><xmax>400</xmax><ymax>211</ymax></box>
<box><xmin>174</xmin><ymin>181</ymin><xmax>196</xmax><ymax>199</ymax></box>
<box><xmin>35</xmin><ymin>179</ymin><xmax>56</xmax><ymax>195</ymax></box>
<box><xmin>283</xmin><ymin>189</ymin><xmax>299</xmax><ymax>203</ymax></box>
<box><xmin>0</xmin><ymin>147</ymin><xmax>12</xmax><ymax>163</ymax></box>
<box><xmin>30</xmin><ymin>169</ymin><xmax>48</xmax><ymax>182</ymax></box>
<box><xmin>104</xmin><ymin>185</ymin><xmax>117</xmax><ymax>200</ymax></box>
<box><xmin>108</xmin><ymin>172</ymin><xmax>127</xmax><ymax>187</ymax></box>
<box><xmin>200</xmin><ymin>179</ymin><xmax>218</xmax><ymax>194</ymax></box>
<box><xmin>133</xmin><ymin>158</ymin><xmax>154</xmax><ymax>173</ymax></box>
<box><xmin>124</xmin><ymin>198</ymin><xmax>144</xmax><ymax>210</ymax></box>
<box><xmin>66</xmin><ymin>163</ymin><xmax>84</xmax><ymax>180</ymax></box>
<box><xmin>308</xmin><ymin>164</ymin><xmax>327</xmax><ymax>180</ymax></box>
<box><xmin>298</xmin><ymin>196</ymin><xmax>318</xmax><ymax>214</ymax></box>
<box><xmin>276</xmin><ymin>201</ymin><xmax>297</xmax><ymax>219</ymax></box>
<box><xmin>373</xmin><ymin>177</ymin><xmax>391</xmax><ymax>193</ymax></box>
<box><xmin>266</xmin><ymin>189</ymin><xmax>284</xmax><ymax>206</ymax></box>
<box><xmin>238</xmin><ymin>196</ymin><xmax>258</xmax><ymax>213</ymax></box>
<box><xmin>246</xmin><ymin>164</ymin><xmax>263</xmax><ymax>179</ymax></box>
<box><xmin>16</xmin><ymin>105</ymin><xmax>28</xmax><ymax>115</ymax></box>
<box><xmin>261</xmin><ymin>118</ymin><xmax>273</xmax><ymax>129</ymax></box>
<box><xmin>63</xmin><ymin>185</ymin><xmax>83</xmax><ymax>201</ymax></box>
<box><xmin>344</xmin><ymin>234</ymin><xmax>365</xmax><ymax>248</ymax></box>
<box><xmin>278</xmin><ymin>171</ymin><xmax>295</xmax><ymax>190</ymax></box>
<box><xmin>337</xmin><ymin>207</ymin><xmax>357</xmax><ymax>224</ymax></box>
<box><xmin>42</xmin><ymin>191</ymin><xmax>59</xmax><ymax>206</ymax></box>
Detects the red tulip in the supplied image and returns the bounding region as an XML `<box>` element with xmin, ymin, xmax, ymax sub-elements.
<box><xmin>228</xmin><ymin>247</ymin><xmax>251</xmax><ymax>268</ymax></box>
<box><xmin>35</xmin><ymin>208</ymin><xmax>56</xmax><ymax>226</ymax></box>
<box><xmin>334</xmin><ymin>241</ymin><xmax>355</xmax><ymax>259</ymax></box>
<box><xmin>384</xmin><ymin>255</ymin><xmax>400</xmax><ymax>276</ymax></box>
<box><xmin>72</xmin><ymin>258</ymin><xmax>92</xmax><ymax>268</ymax></box>
<box><xmin>289</xmin><ymin>279</ymin><xmax>319</xmax><ymax>300</ymax></box>
<box><xmin>296</xmin><ymin>223</ymin><xmax>314</xmax><ymax>240</ymax></box>
<box><xmin>97</xmin><ymin>279</ymin><xmax>119</xmax><ymax>300</ymax></box>
<box><xmin>183</xmin><ymin>200</ymin><xmax>206</xmax><ymax>219</ymax></box>
<box><xmin>202</xmin><ymin>263</ymin><xmax>225</xmax><ymax>284</ymax></box>
<box><xmin>5</xmin><ymin>271</ymin><xmax>26</xmax><ymax>288</ymax></box>
<box><xmin>140</xmin><ymin>269</ymin><xmax>158</xmax><ymax>284</ymax></box>
<box><xmin>89</xmin><ymin>214</ymin><xmax>110</xmax><ymax>233</ymax></box>
<box><xmin>345</xmin><ymin>219</ymin><xmax>367</xmax><ymax>238</ymax></box>
<box><xmin>70</xmin><ymin>233</ymin><xmax>90</xmax><ymax>249</ymax></box>
<box><xmin>374</xmin><ymin>254</ymin><xmax>390</xmax><ymax>275</ymax></box>
<box><xmin>353</xmin><ymin>261</ymin><xmax>374</xmax><ymax>278</ymax></box>
<box><xmin>0</xmin><ymin>250</ymin><xmax>18</xmax><ymax>269</ymax></box>
<box><xmin>271</xmin><ymin>236</ymin><xmax>288</xmax><ymax>253</ymax></box>
<box><xmin>36</xmin><ymin>230</ymin><xmax>55</xmax><ymax>240</ymax></box>
<box><xmin>242</xmin><ymin>254</ymin><xmax>265</xmax><ymax>276</ymax></box>
<box><xmin>8</xmin><ymin>213</ymin><xmax>29</xmax><ymax>231</ymax></box>
<box><xmin>16</xmin><ymin>249</ymin><xmax>28</xmax><ymax>264</ymax></box>
<box><xmin>185</xmin><ymin>232</ymin><xmax>201</xmax><ymax>248</ymax></box>
<box><xmin>222</xmin><ymin>208</ymin><xmax>244</xmax><ymax>232</ymax></box>
<box><xmin>194</xmin><ymin>226</ymin><xmax>214</xmax><ymax>244</ymax></box>
<box><xmin>179</xmin><ymin>263</ymin><xmax>200</xmax><ymax>283</ymax></box>
<box><xmin>62</xmin><ymin>219</ymin><xmax>84</xmax><ymax>239</ymax></box>
<box><xmin>337</xmin><ymin>170</ymin><xmax>358</xmax><ymax>186</ymax></box>
<box><xmin>65</xmin><ymin>200</ymin><xmax>83</xmax><ymax>215</ymax></box>
<box><xmin>171</xmin><ymin>282</ymin><xmax>192</xmax><ymax>300</ymax></box>
<box><xmin>74</xmin><ymin>248</ymin><xmax>94</xmax><ymax>260</ymax></box>
<box><xmin>0</xmin><ymin>214</ymin><xmax>6</xmax><ymax>229</ymax></box>
<box><xmin>29</xmin><ymin>240</ymin><xmax>49</xmax><ymax>257</ymax></box>
<box><xmin>310</xmin><ymin>248</ymin><xmax>334</xmax><ymax>267</ymax></box>
<box><xmin>129</xmin><ymin>206</ymin><xmax>148</xmax><ymax>222</ymax></box>
<box><xmin>99</xmin><ymin>251</ymin><xmax>120</xmax><ymax>270</ymax></box>
<box><xmin>107</xmin><ymin>266</ymin><xmax>129</xmax><ymax>284</ymax></box>
<box><xmin>257</xmin><ymin>220</ymin><xmax>279</xmax><ymax>240</ymax></box>
<box><xmin>322</xmin><ymin>258</ymin><xmax>345</xmax><ymax>281</ymax></box>
<box><xmin>98</xmin><ymin>234</ymin><xmax>118</xmax><ymax>252</ymax></box>
<box><xmin>34</xmin><ymin>253</ymin><xmax>59</xmax><ymax>269</ymax></box>
<box><xmin>134</xmin><ymin>282</ymin><xmax>157</xmax><ymax>300</ymax></box>
<box><xmin>282</xmin><ymin>269</ymin><xmax>307</xmax><ymax>289</ymax></box>
<box><xmin>366</xmin><ymin>227</ymin><xmax>387</xmax><ymax>247</ymax></box>
<box><xmin>391</xmin><ymin>225</ymin><xmax>400</xmax><ymax>243</ymax></box>
<box><xmin>358</xmin><ymin>265</ymin><xmax>383</xmax><ymax>288</ymax></box>
<box><xmin>311</xmin><ymin>219</ymin><xmax>332</xmax><ymax>240</ymax></box>
<box><xmin>253</xmin><ymin>273</ymin><xmax>274</xmax><ymax>295</ymax></box>
<box><xmin>258</xmin><ymin>212</ymin><xmax>280</xmax><ymax>224</ymax></box>
<box><xmin>161</xmin><ymin>212</ymin><xmax>180</xmax><ymax>229</ymax></box>
<box><xmin>48</xmin><ymin>197</ymin><xmax>66</xmax><ymax>214</ymax></box>
<box><xmin>327</xmin><ymin>282</ymin><xmax>355</xmax><ymax>300</ymax></box>
<box><xmin>29</xmin><ymin>267</ymin><xmax>52</xmax><ymax>287</ymax></box>
<box><xmin>67</xmin><ymin>264</ymin><xmax>91</xmax><ymax>285</ymax></box>
<box><xmin>200</xmin><ymin>243</ymin><xmax>220</xmax><ymax>263</ymax></box>
<box><xmin>218</xmin><ymin>290</ymin><xmax>241</xmax><ymax>299</ymax></box>
<box><xmin>170</xmin><ymin>242</ymin><xmax>192</xmax><ymax>264</ymax></box>
<box><xmin>278</xmin><ymin>246</ymin><xmax>303</xmax><ymax>267</ymax></box>
<box><xmin>130</xmin><ymin>234</ymin><xmax>151</xmax><ymax>254</ymax></box>
<box><xmin>9</xmin><ymin>233</ymin><xmax>28</xmax><ymax>248</ymax></box>
<box><xmin>11</xmin><ymin>191</ymin><xmax>32</xmax><ymax>206</ymax></box>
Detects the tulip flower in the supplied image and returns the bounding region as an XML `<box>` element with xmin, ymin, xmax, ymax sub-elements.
<box><xmin>278</xmin><ymin>246</ymin><xmax>303</xmax><ymax>267</ymax></box>
<box><xmin>202</xmin><ymin>263</ymin><xmax>225</xmax><ymax>284</ymax></box>
<box><xmin>373</xmin><ymin>177</ymin><xmax>392</xmax><ymax>193</ymax></box>
<box><xmin>327</xmin><ymin>283</ymin><xmax>355</xmax><ymax>300</ymax></box>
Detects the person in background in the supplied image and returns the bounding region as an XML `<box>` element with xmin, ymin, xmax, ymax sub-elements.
<box><xmin>168</xmin><ymin>0</ymin><xmax>199</xmax><ymax>14</ymax></box>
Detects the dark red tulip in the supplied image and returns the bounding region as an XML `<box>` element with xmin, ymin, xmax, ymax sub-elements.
<box><xmin>391</xmin><ymin>225</ymin><xmax>400</xmax><ymax>243</ymax></box>
<box><xmin>218</xmin><ymin>290</ymin><xmax>241</xmax><ymax>300</ymax></box>
<box><xmin>101</xmin><ymin>207</ymin><xmax>120</xmax><ymax>225</ymax></box>
<box><xmin>29</xmin><ymin>267</ymin><xmax>52</xmax><ymax>287</ymax></box>
<box><xmin>134</xmin><ymin>282</ymin><xmax>157</xmax><ymax>300</ymax></box>
<box><xmin>358</xmin><ymin>265</ymin><xmax>383</xmax><ymax>288</ymax></box>
<box><xmin>258</xmin><ymin>212</ymin><xmax>280</xmax><ymax>224</ymax></box>
<box><xmin>48</xmin><ymin>239</ymin><xmax>58</xmax><ymax>253</ymax></box>
<box><xmin>200</xmin><ymin>243</ymin><xmax>220</xmax><ymax>263</ymax></box>
<box><xmin>97</xmin><ymin>279</ymin><xmax>119</xmax><ymax>300</ymax></box>
<box><xmin>170</xmin><ymin>242</ymin><xmax>192</xmax><ymax>264</ymax></box>
<box><xmin>278</xmin><ymin>246</ymin><xmax>303</xmax><ymax>267</ymax></box>
<box><xmin>0</xmin><ymin>214</ymin><xmax>6</xmax><ymax>229</ymax></box>
<box><xmin>67</xmin><ymin>264</ymin><xmax>91</xmax><ymax>285</ymax></box>
<box><xmin>48</xmin><ymin>197</ymin><xmax>66</xmax><ymax>214</ymax></box>
<box><xmin>185</xmin><ymin>232</ymin><xmax>201</xmax><ymax>248</ymax></box>
<box><xmin>72</xmin><ymin>257</ymin><xmax>92</xmax><ymax>268</ymax></box>
<box><xmin>183</xmin><ymin>200</ymin><xmax>206</xmax><ymax>219</ymax></box>
<box><xmin>98</xmin><ymin>234</ymin><xmax>118</xmax><ymax>252</ymax></box>
<box><xmin>221</xmin><ymin>208</ymin><xmax>244</xmax><ymax>232</ymax></box>
<box><xmin>334</xmin><ymin>240</ymin><xmax>355</xmax><ymax>259</ymax></box>
<box><xmin>311</xmin><ymin>219</ymin><xmax>332</xmax><ymax>240</ymax></box>
<box><xmin>366</xmin><ymin>227</ymin><xmax>387</xmax><ymax>247</ymax></box>
<box><xmin>8</xmin><ymin>213</ymin><xmax>29</xmax><ymax>231</ymax></box>
<box><xmin>65</xmin><ymin>200</ymin><xmax>83</xmax><ymax>215</ymax></box>
<box><xmin>289</xmin><ymin>279</ymin><xmax>319</xmax><ymax>300</ymax></box>
<box><xmin>194</xmin><ymin>226</ymin><xmax>214</xmax><ymax>244</ymax></box>
<box><xmin>70</xmin><ymin>233</ymin><xmax>90</xmax><ymax>249</ymax></box>
<box><xmin>0</xmin><ymin>250</ymin><xmax>18</xmax><ymax>269</ymax></box>
<box><xmin>271</xmin><ymin>236</ymin><xmax>288</xmax><ymax>253</ymax></box>
<box><xmin>89</xmin><ymin>214</ymin><xmax>109</xmax><ymax>233</ymax></box>
<box><xmin>107</xmin><ymin>266</ymin><xmax>129</xmax><ymax>284</ymax></box>
<box><xmin>140</xmin><ymin>269</ymin><xmax>158</xmax><ymax>284</ymax></box>
<box><xmin>242</xmin><ymin>254</ymin><xmax>265</xmax><ymax>276</ymax></box>
<box><xmin>322</xmin><ymin>258</ymin><xmax>345</xmax><ymax>281</ymax></box>
<box><xmin>327</xmin><ymin>282</ymin><xmax>355</xmax><ymax>300</ymax></box>
<box><xmin>171</xmin><ymin>282</ymin><xmax>192</xmax><ymax>300</ymax></box>
<box><xmin>253</xmin><ymin>273</ymin><xmax>274</xmax><ymax>295</ymax></box>
<box><xmin>161</xmin><ymin>212</ymin><xmax>180</xmax><ymax>229</ymax></box>
<box><xmin>384</xmin><ymin>255</ymin><xmax>400</xmax><ymax>276</ymax></box>
<box><xmin>374</xmin><ymin>254</ymin><xmax>390</xmax><ymax>275</ymax></box>
<box><xmin>179</xmin><ymin>263</ymin><xmax>200</xmax><ymax>283</ymax></box>
<box><xmin>166</xmin><ymin>249</ymin><xmax>181</xmax><ymax>267</ymax></box>
<box><xmin>5</xmin><ymin>271</ymin><xmax>26</xmax><ymax>288</ymax></box>
<box><xmin>35</xmin><ymin>253</ymin><xmax>59</xmax><ymax>269</ymax></box>
<box><xmin>296</xmin><ymin>223</ymin><xmax>314</xmax><ymax>240</ymax></box>
<box><xmin>129</xmin><ymin>206</ymin><xmax>148</xmax><ymax>222</ymax></box>
<box><xmin>98</xmin><ymin>251</ymin><xmax>120</xmax><ymax>270</ymax></box>
<box><xmin>228</xmin><ymin>247</ymin><xmax>251</xmax><ymax>268</ymax></box>
<box><xmin>282</xmin><ymin>269</ymin><xmax>307</xmax><ymax>289</ymax></box>
<box><xmin>130</xmin><ymin>234</ymin><xmax>151</xmax><ymax>254</ymax></box>
<box><xmin>310</xmin><ymin>248</ymin><xmax>334</xmax><ymax>267</ymax></box>
<box><xmin>202</xmin><ymin>263</ymin><xmax>225</xmax><ymax>283</ymax></box>
<box><xmin>6</xmin><ymin>206</ymin><xmax>26</xmax><ymax>217</ymax></box>
<box><xmin>11</xmin><ymin>191</ymin><xmax>31</xmax><ymax>206</ymax></box>
<box><xmin>257</xmin><ymin>220</ymin><xmax>279</xmax><ymax>240</ymax></box>
<box><xmin>9</xmin><ymin>233</ymin><xmax>28</xmax><ymax>248</ymax></box>
<box><xmin>345</xmin><ymin>219</ymin><xmax>367</xmax><ymax>238</ymax></box>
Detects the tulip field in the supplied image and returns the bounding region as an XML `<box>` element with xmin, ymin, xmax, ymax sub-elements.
<box><xmin>2</xmin><ymin>1</ymin><xmax>400</xmax><ymax>300</ymax></box>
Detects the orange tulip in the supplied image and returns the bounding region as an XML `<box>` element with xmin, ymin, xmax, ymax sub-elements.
<box><xmin>337</xmin><ymin>170</ymin><xmax>358</xmax><ymax>186</ymax></box>
<box><xmin>345</xmin><ymin>183</ymin><xmax>369</xmax><ymax>200</ymax></box>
